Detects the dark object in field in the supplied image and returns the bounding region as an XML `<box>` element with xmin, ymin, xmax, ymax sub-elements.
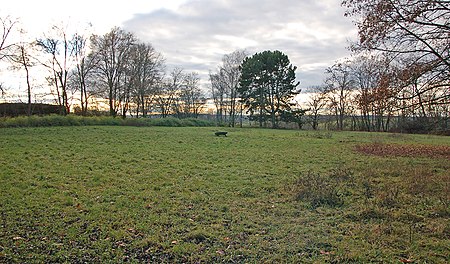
<box><xmin>215</xmin><ymin>131</ymin><xmax>228</xmax><ymax>137</ymax></box>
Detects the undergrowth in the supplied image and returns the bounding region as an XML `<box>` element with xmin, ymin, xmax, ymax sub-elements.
<box><xmin>292</xmin><ymin>167</ymin><xmax>354</xmax><ymax>208</ymax></box>
<box><xmin>0</xmin><ymin>115</ymin><xmax>215</xmax><ymax>128</ymax></box>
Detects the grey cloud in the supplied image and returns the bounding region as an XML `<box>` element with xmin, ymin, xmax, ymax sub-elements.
<box><xmin>123</xmin><ymin>0</ymin><xmax>356</xmax><ymax>89</ymax></box>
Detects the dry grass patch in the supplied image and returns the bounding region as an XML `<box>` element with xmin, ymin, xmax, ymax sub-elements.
<box><xmin>354</xmin><ymin>143</ymin><xmax>450</xmax><ymax>159</ymax></box>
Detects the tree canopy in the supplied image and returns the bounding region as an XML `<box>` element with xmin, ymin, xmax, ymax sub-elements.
<box><xmin>342</xmin><ymin>0</ymin><xmax>449</xmax><ymax>104</ymax></box>
<box><xmin>238</xmin><ymin>50</ymin><xmax>299</xmax><ymax>128</ymax></box>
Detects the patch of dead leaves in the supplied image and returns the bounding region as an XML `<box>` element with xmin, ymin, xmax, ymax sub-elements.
<box><xmin>355</xmin><ymin>143</ymin><xmax>450</xmax><ymax>159</ymax></box>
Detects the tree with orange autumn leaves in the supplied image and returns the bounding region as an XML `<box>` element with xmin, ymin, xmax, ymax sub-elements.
<box><xmin>338</xmin><ymin>0</ymin><xmax>449</xmax><ymax>131</ymax></box>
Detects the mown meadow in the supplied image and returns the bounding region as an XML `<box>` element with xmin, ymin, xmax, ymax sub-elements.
<box><xmin>0</xmin><ymin>125</ymin><xmax>449</xmax><ymax>262</ymax></box>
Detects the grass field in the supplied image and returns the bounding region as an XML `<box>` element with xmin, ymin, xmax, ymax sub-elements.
<box><xmin>0</xmin><ymin>126</ymin><xmax>449</xmax><ymax>263</ymax></box>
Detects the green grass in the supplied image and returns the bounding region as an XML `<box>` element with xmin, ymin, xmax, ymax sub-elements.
<box><xmin>0</xmin><ymin>127</ymin><xmax>449</xmax><ymax>263</ymax></box>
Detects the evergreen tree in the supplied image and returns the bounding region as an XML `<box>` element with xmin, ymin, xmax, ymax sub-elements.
<box><xmin>238</xmin><ymin>50</ymin><xmax>300</xmax><ymax>128</ymax></box>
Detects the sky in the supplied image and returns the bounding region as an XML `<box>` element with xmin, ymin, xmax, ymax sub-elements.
<box><xmin>1</xmin><ymin>0</ymin><xmax>357</xmax><ymax>97</ymax></box>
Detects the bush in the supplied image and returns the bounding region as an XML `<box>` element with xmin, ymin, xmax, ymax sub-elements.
<box><xmin>293</xmin><ymin>170</ymin><xmax>345</xmax><ymax>208</ymax></box>
<box><xmin>0</xmin><ymin>103</ymin><xmax>62</xmax><ymax>117</ymax></box>
<box><xmin>394</xmin><ymin>117</ymin><xmax>449</xmax><ymax>134</ymax></box>
<box><xmin>122</xmin><ymin>118</ymin><xmax>148</xmax><ymax>127</ymax></box>
<box><xmin>304</xmin><ymin>131</ymin><xmax>333</xmax><ymax>139</ymax></box>
<box><xmin>150</xmin><ymin>117</ymin><xmax>182</xmax><ymax>127</ymax></box>
<box><xmin>0</xmin><ymin>115</ymin><xmax>215</xmax><ymax>128</ymax></box>
<box><xmin>188</xmin><ymin>118</ymin><xmax>215</xmax><ymax>127</ymax></box>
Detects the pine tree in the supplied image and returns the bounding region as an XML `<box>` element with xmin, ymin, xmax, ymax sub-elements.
<box><xmin>238</xmin><ymin>50</ymin><xmax>300</xmax><ymax>128</ymax></box>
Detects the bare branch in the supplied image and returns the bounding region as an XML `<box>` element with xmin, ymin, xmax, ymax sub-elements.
<box><xmin>0</xmin><ymin>16</ymin><xmax>18</xmax><ymax>61</ymax></box>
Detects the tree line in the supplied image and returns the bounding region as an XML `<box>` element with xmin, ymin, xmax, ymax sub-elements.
<box><xmin>317</xmin><ymin>0</ymin><xmax>449</xmax><ymax>132</ymax></box>
<box><xmin>1</xmin><ymin>0</ymin><xmax>449</xmax><ymax>133</ymax></box>
<box><xmin>210</xmin><ymin>0</ymin><xmax>448</xmax><ymax>132</ymax></box>
<box><xmin>0</xmin><ymin>18</ymin><xmax>303</xmax><ymax>128</ymax></box>
<box><xmin>209</xmin><ymin>50</ymin><xmax>302</xmax><ymax>129</ymax></box>
<box><xmin>0</xmin><ymin>23</ymin><xmax>205</xmax><ymax>119</ymax></box>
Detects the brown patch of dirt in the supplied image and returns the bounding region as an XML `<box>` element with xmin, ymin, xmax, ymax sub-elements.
<box><xmin>354</xmin><ymin>143</ymin><xmax>450</xmax><ymax>159</ymax></box>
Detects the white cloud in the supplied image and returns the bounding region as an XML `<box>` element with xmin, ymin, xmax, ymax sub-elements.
<box><xmin>214</xmin><ymin>35</ymin><xmax>258</xmax><ymax>49</ymax></box>
<box><xmin>1</xmin><ymin>0</ymin><xmax>357</xmax><ymax>95</ymax></box>
<box><xmin>124</xmin><ymin>0</ymin><xmax>357</xmax><ymax>88</ymax></box>
<box><xmin>1</xmin><ymin>0</ymin><xmax>189</xmax><ymax>36</ymax></box>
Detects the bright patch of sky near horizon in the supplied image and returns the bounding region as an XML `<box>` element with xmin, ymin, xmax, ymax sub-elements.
<box><xmin>2</xmin><ymin>0</ymin><xmax>187</xmax><ymax>35</ymax></box>
<box><xmin>1</xmin><ymin>0</ymin><xmax>357</xmax><ymax>100</ymax></box>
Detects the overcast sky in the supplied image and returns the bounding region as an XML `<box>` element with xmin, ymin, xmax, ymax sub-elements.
<box><xmin>1</xmin><ymin>0</ymin><xmax>357</xmax><ymax>95</ymax></box>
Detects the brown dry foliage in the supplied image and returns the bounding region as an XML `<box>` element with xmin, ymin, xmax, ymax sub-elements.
<box><xmin>354</xmin><ymin>143</ymin><xmax>450</xmax><ymax>159</ymax></box>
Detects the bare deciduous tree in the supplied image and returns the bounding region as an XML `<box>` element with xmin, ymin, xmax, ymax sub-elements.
<box><xmin>350</xmin><ymin>54</ymin><xmax>397</xmax><ymax>131</ymax></box>
<box><xmin>36</xmin><ymin>26</ymin><xmax>73</xmax><ymax>115</ymax></box>
<box><xmin>306</xmin><ymin>86</ymin><xmax>328</xmax><ymax>130</ymax></box>
<box><xmin>90</xmin><ymin>27</ymin><xmax>136</xmax><ymax>117</ymax></box>
<box><xmin>155</xmin><ymin>67</ymin><xmax>185</xmax><ymax>118</ymax></box>
<box><xmin>209</xmin><ymin>71</ymin><xmax>226</xmax><ymax>122</ymax></box>
<box><xmin>343</xmin><ymin>0</ymin><xmax>449</xmax><ymax>69</ymax></box>
<box><xmin>0</xmin><ymin>16</ymin><xmax>17</xmax><ymax>61</ymax></box>
<box><xmin>70</xmin><ymin>32</ymin><xmax>98</xmax><ymax>115</ymax></box>
<box><xmin>209</xmin><ymin>50</ymin><xmax>247</xmax><ymax>126</ymax></box>
<box><xmin>0</xmin><ymin>16</ymin><xmax>18</xmax><ymax>97</ymax></box>
<box><xmin>324</xmin><ymin>61</ymin><xmax>356</xmax><ymax>130</ymax></box>
<box><xmin>128</xmin><ymin>42</ymin><xmax>165</xmax><ymax>117</ymax></box>
<box><xmin>176</xmin><ymin>72</ymin><xmax>204</xmax><ymax>118</ymax></box>
<box><xmin>9</xmin><ymin>41</ymin><xmax>36</xmax><ymax>115</ymax></box>
<box><xmin>342</xmin><ymin>0</ymin><xmax>449</xmax><ymax>131</ymax></box>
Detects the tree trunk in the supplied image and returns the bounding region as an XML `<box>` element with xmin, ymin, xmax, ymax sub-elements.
<box><xmin>24</xmin><ymin>60</ymin><xmax>32</xmax><ymax>116</ymax></box>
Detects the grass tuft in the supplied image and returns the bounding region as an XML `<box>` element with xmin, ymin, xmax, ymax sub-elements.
<box><xmin>292</xmin><ymin>169</ymin><xmax>348</xmax><ymax>208</ymax></box>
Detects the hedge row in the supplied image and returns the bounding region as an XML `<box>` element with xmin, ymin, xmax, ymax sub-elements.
<box><xmin>0</xmin><ymin>103</ymin><xmax>63</xmax><ymax>117</ymax></box>
<box><xmin>0</xmin><ymin>115</ymin><xmax>215</xmax><ymax>128</ymax></box>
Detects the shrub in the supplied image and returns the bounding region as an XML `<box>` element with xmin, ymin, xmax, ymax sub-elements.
<box><xmin>122</xmin><ymin>118</ymin><xmax>148</xmax><ymax>127</ymax></box>
<box><xmin>180</xmin><ymin>119</ymin><xmax>195</xmax><ymax>127</ymax></box>
<box><xmin>395</xmin><ymin>117</ymin><xmax>434</xmax><ymax>134</ymax></box>
<box><xmin>150</xmin><ymin>117</ymin><xmax>181</xmax><ymax>127</ymax></box>
<box><xmin>0</xmin><ymin>115</ymin><xmax>215</xmax><ymax>128</ymax></box>
<box><xmin>304</xmin><ymin>131</ymin><xmax>333</xmax><ymax>139</ymax></box>
<box><xmin>0</xmin><ymin>103</ymin><xmax>62</xmax><ymax>116</ymax></box>
<box><xmin>97</xmin><ymin>117</ymin><xmax>123</xmax><ymax>126</ymax></box>
<box><xmin>293</xmin><ymin>170</ymin><xmax>344</xmax><ymax>208</ymax></box>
